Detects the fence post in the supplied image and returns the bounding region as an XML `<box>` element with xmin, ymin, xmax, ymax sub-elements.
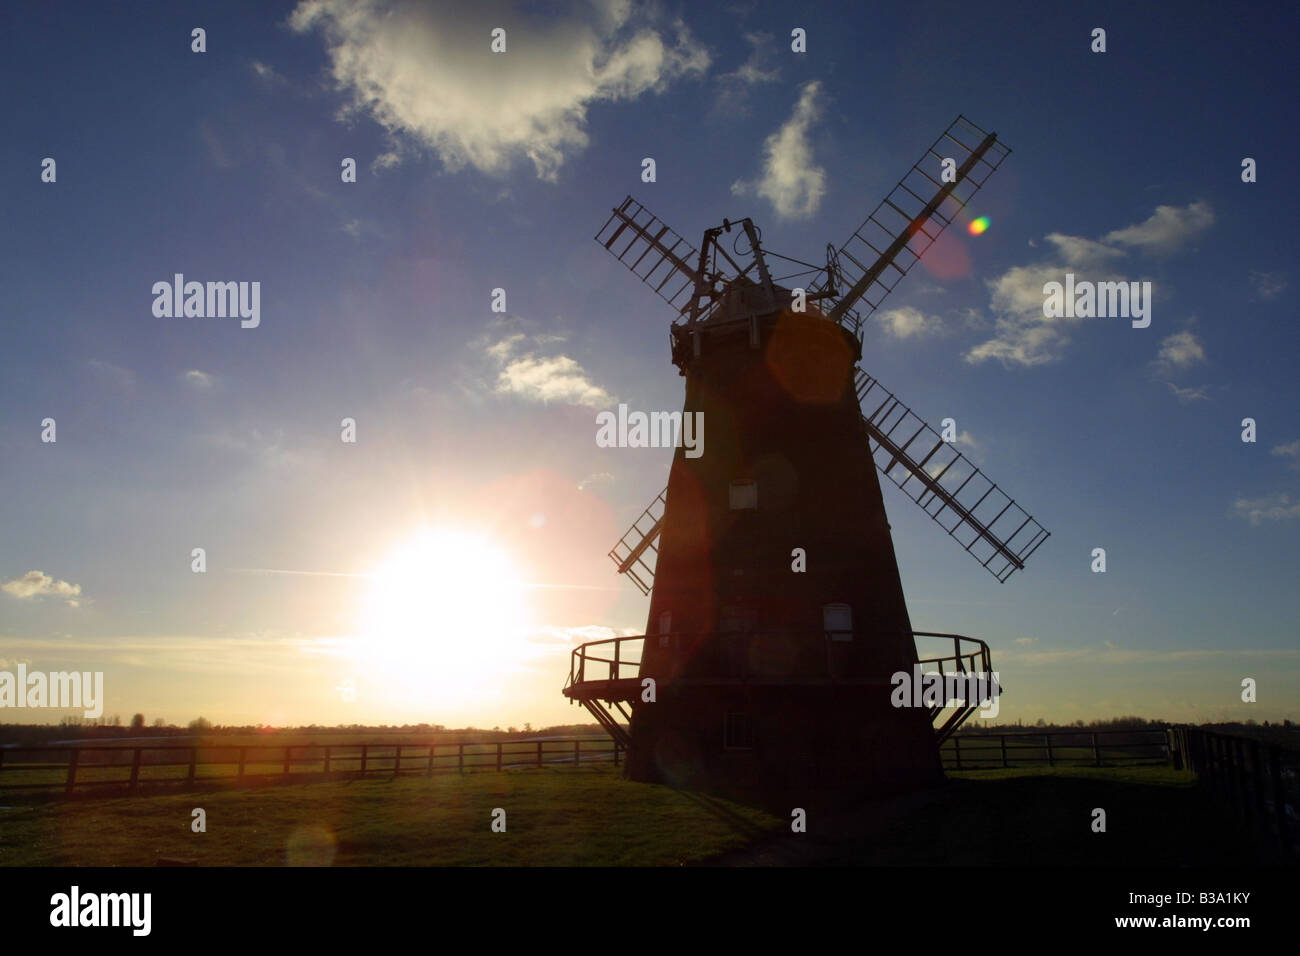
<box><xmin>130</xmin><ymin>747</ymin><xmax>142</xmax><ymax>789</ymax></box>
<box><xmin>614</xmin><ymin>743</ymin><xmax>620</xmax><ymax>768</ymax></box>
<box><xmin>360</xmin><ymin>744</ymin><xmax>368</xmax><ymax>777</ymax></box>
<box><xmin>1231</xmin><ymin>737</ymin><xmax>1246</xmax><ymax>814</ymax></box>
<box><xmin>457</xmin><ymin>743</ymin><xmax>464</xmax><ymax>774</ymax></box>
<box><xmin>1268</xmin><ymin>745</ymin><xmax>1291</xmax><ymax>855</ymax></box>
<box><xmin>1250</xmin><ymin>739</ymin><xmax>1266</xmax><ymax>819</ymax></box>
<box><xmin>65</xmin><ymin>748</ymin><xmax>80</xmax><ymax>793</ymax></box>
<box><xmin>537</xmin><ymin>740</ymin><xmax>543</xmax><ymax>768</ymax></box>
<box><xmin>427</xmin><ymin>744</ymin><xmax>435</xmax><ymax>776</ymax></box>
<box><xmin>496</xmin><ymin>741</ymin><xmax>503</xmax><ymax>772</ymax></box>
<box><xmin>323</xmin><ymin>745</ymin><xmax>330</xmax><ymax>776</ymax></box>
<box><xmin>1000</xmin><ymin>735</ymin><xmax>1008</xmax><ymax>768</ymax></box>
<box><xmin>238</xmin><ymin>747</ymin><xmax>247</xmax><ymax>781</ymax></box>
<box><xmin>575</xmin><ymin>738</ymin><xmax>581</xmax><ymax>766</ymax></box>
<box><xmin>188</xmin><ymin>747</ymin><xmax>197</xmax><ymax>784</ymax></box>
<box><xmin>284</xmin><ymin>745</ymin><xmax>292</xmax><ymax>776</ymax></box>
<box><xmin>1092</xmin><ymin>733</ymin><xmax>1101</xmax><ymax>767</ymax></box>
<box><xmin>1045</xmin><ymin>733</ymin><xmax>1054</xmax><ymax>767</ymax></box>
<box><xmin>952</xmin><ymin>735</ymin><xmax>962</xmax><ymax>771</ymax></box>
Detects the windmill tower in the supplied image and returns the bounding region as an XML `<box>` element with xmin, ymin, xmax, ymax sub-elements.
<box><xmin>564</xmin><ymin>116</ymin><xmax>1049</xmax><ymax>805</ymax></box>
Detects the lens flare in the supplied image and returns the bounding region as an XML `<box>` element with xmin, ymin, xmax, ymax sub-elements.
<box><xmin>967</xmin><ymin>216</ymin><xmax>990</xmax><ymax>236</ymax></box>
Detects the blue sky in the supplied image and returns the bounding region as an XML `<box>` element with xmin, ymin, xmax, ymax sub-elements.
<box><xmin>1</xmin><ymin>0</ymin><xmax>1296</xmax><ymax>728</ymax></box>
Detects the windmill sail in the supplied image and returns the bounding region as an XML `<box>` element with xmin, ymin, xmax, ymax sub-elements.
<box><xmin>856</xmin><ymin>370</ymin><xmax>1049</xmax><ymax>583</ymax></box>
<box><xmin>594</xmin><ymin>196</ymin><xmax>702</xmax><ymax>315</ymax></box>
<box><xmin>819</xmin><ymin>114</ymin><xmax>1011</xmax><ymax>334</ymax></box>
<box><xmin>607</xmin><ymin>487</ymin><xmax>666</xmax><ymax>595</ymax></box>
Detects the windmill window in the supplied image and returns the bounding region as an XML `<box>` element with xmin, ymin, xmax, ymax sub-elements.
<box><xmin>724</xmin><ymin>713</ymin><xmax>755</xmax><ymax>750</ymax></box>
<box><xmin>823</xmin><ymin>603</ymin><xmax>853</xmax><ymax>642</ymax></box>
<box><xmin>659</xmin><ymin>610</ymin><xmax>672</xmax><ymax>634</ymax></box>
<box><xmin>729</xmin><ymin>479</ymin><xmax>758</xmax><ymax>510</ymax></box>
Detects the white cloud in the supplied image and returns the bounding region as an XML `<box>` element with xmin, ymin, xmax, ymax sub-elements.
<box><xmin>1102</xmin><ymin>200</ymin><xmax>1214</xmax><ymax>254</ymax></box>
<box><xmin>966</xmin><ymin>202</ymin><xmax>1212</xmax><ymax>367</ymax></box>
<box><xmin>1249</xmin><ymin>270</ymin><xmax>1287</xmax><ymax>301</ymax></box>
<box><xmin>1013</xmin><ymin>637</ymin><xmax>1037</xmax><ymax>646</ymax></box>
<box><xmin>731</xmin><ymin>81</ymin><xmax>825</xmax><ymax>220</ymax></box>
<box><xmin>2</xmin><ymin>571</ymin><xmax>83</xmax><ymax>607</ymax></box>
<box><xmin>1154</xmin><ymin>330</ymin><xmax>1206</xmax><ymax>372</ymax></box>
<box><xmin>577</xmin><ymin>472</ymin><xmax>615</xmax><ymax>491</ymax></box>
<box><xmin>182</xmin><ymin>369</ymin><xmax>216</xmax><ymax>390</ymax></box>
<box><xmin>497</xmin><ymin>355</ymin><xmax>614</xmax><ymax>408</ymax></box>
<box><xmin>965</xmin><ymin>262</ymin><xmax>1110</xmax><ymax>367</ymax></box>
<box><xmin>877</xmin><ymin>306</ymin><xmax>943</xmax><ymax>340</ymax></box>
<box><xmin>484</xmin><ymin>332</ymin><xmax>614</xmax><ymax>409</ymax></box>
<box><xmin>1231</xmin><ymin>493</ymin><xmax>1300</xmax><ymax>525</ymax></box>
<box><xmin>290</xmin><ymin>0</ymin><xmax>709</xmax><ymax>181</ymax></box>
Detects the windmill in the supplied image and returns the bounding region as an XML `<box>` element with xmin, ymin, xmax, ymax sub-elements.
<box><xmin>564</xmin><ymin>115</ymin><xmax>1049</xmax><ymax>803</ymax></box>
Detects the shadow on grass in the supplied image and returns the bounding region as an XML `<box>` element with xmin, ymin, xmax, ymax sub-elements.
<box><xmin>701</xmin><ymin>768</ymin><xmax>1286</xmax><ymax>866</ymax></box>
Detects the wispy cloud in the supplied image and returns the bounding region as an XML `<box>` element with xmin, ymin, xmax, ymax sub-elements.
<box><xmin>966</xmin><ymin>201</ymin><xmax>1211</xmax><ymax>367</ymax></box>
<box><xmin>290</xmin><ymin>0</ymin><xmax>709</xmax><ymax>181</ymax></box>
<box><xmin>1102</xmin><ymin>199</ymin><xmax>1214</xmax><ymax>255</ymax></box>
<box><xmin>87</xmin><ymin>359</ymin><xmax>136</xmax><ymax>392</ymax></box>
<box><xmin>1271</xmin><ymin>440</ymin><xmax>1300</xmax><ymax>471</ymax></box>
<box><xmin>1248</xmin><ymin>270</ymin><xmax>1287</xmax><ymax>301</ymax></box>
<box><xmin>1</xmin><ymin>571</ymin><xmax>83</xmax><ymax>607</ymax></box>
<box><xmin>249</xmin><ymin>59</ymin><xmax>289</xmax><ymax>88</ymax></box>
<box><xmin>1153</xmin><ymin>329</ymin><xmax>1206</xmax><ymax>373</ymax></box>
<box><xmin>731</xmin><ymin>80</ymin><xmax>825</xmax><ymax>220</ymax></box>
<box><xmin>1231</xmin><ymin>493</ymin><xmax>1300</xmax><ymax>525</ymax></box>
<box><xmin>713</xmin><ymin>31</ymin><xmax>778</xmax><ymax>114</ymax></box>
<box><xmin>577</xmin><ymin>471</ymin><xmax>615</xmax><ymax>491</ymax></box>
<box><xmin>1164</xmin><ymin>382</ymin><xmax>1210</xmax><ymax>404</ymax></box>
<box><xmin>182</xmin><ymin>369</ymin><xmax>216</xmax><ymax>390</ymax></box>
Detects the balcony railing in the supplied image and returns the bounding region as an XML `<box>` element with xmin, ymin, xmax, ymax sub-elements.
<box><xmin>564</xmin><ymin>630</ymin><xmax>993</xmax><ymax>695</ymax></box>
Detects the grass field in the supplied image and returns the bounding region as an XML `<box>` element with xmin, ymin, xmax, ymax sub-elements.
<box><xmin>0</xmin><ymin>764</ymin><xmax>1283</xmax><ymax>867</ymax></box>
<box><xmin>0</xmin><ymin>765</ymin><xmax>778</xmax><ymax>866</ymax></box>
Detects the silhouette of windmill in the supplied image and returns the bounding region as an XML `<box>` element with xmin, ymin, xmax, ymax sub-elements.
<box><xmin>565</xmin><ymin>115</ymin><xmax>1049</xmax><ymax>803</ymax></box>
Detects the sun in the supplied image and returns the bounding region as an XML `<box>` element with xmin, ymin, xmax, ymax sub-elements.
<box><xmin>358</xmin><ymin>529</ymin><xmax>529</xmax><ymax>705</ymax></box>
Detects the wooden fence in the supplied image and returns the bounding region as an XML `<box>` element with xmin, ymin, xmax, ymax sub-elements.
<box><xmin>941</xmin><ymin>728</ymin><xmax>1170</xmax><ymax>770</ymax></box>
<box><xmin>1168</xmin><ymin>725</ymin><xmax>1297</xmax><ymax>855</ymax></box>
<box><xmin>0</xmin><ymin>736</ymin><xmax>620</xmax><ymax>794</ymax></box>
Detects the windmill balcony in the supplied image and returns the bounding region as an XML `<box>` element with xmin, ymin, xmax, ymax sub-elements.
<box><xmin>563</xmin><ymin>631</ymin><xmax>995</xmax><ymax>745</ymax></box>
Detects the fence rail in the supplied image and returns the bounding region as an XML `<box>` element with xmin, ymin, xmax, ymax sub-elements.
<box><xmin>0</xmin><ymin>736</ymin><xmax>621</xmax><ymax>795</ymax></box>
<box><xmin>941</xmin><ymin>729</ymin><xmax>1171</xmax><ymax>770</ymax></box>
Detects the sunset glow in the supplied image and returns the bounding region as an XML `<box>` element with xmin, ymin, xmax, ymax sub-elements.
<box><xmin>358</xmin><ymin>530</ymin><xmax>530</xmax><ymax>706</ymax></box>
